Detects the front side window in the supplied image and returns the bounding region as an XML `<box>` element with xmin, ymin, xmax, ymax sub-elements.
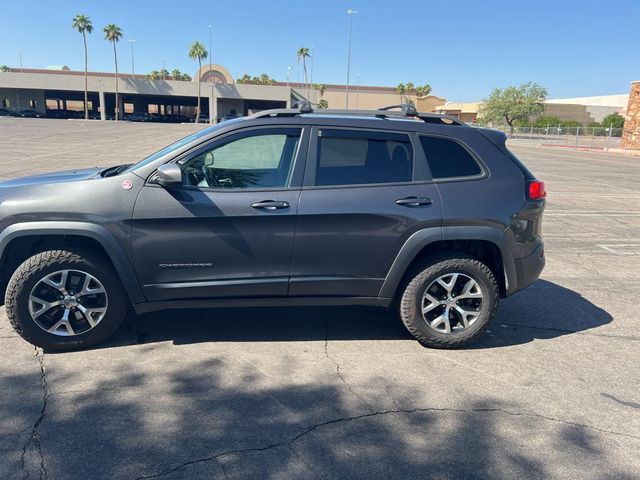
<box><xmin>180</xmin><ymin>128</ymin><xmax>300</xmax><ymax>189</ymax></box>
<box><xmin>315</xmin><ymin>130</ymin><xmax>413</xmax><ymax>186</ymax></box>
<box><xmin>420</xmin><ymin>135</ymin><xmax>482</xmax><ymax>179</ymax></box>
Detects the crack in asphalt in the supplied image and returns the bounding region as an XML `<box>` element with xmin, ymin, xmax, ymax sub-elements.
<box><xmin>132</xmin><ymin>405</ymin><xmax>640</xmax><ymax>479</ymax></box>
<box><xmin>499</xmin><ymin>323</ymin><xmax>640</xmax><ymax>341</ymax></box>
<box><xmin>19</xmin><ymin>347</ymin><xmax>49</xmax><ymax>480</ymax></box>
<box><xmin>322</xmin><ymin>314</ymin><xmax>375</xmax><ymax>414</ymax></box>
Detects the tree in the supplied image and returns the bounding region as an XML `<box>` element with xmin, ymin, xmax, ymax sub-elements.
<box><xmin>72</xmin><ymin>14</ymin><xmax>93</xmax><ymax>120</ymax></box>
<box><xmin>103</xmin><ymin>24</ymin><xmax>122</xmax><ymax>120</ymax></box>
<box><xmin>318</xmin><ymin>99</ymin><xmax>329</xmax><ymax>109</ymax></box>
<box><xmin>479</xmin><ymin>82</ymin><xmax>547</xmax><ymax>132</ymax></box>
<box><xmin>600</xmin><ymin>112</ymin><xmax>625</xmax><ymax>129</ymax></box>
<box><xmin>416</xmin><ymin>84</ymin><xmax>432</xmax><ymax>97</ymax></box>
<box><xmin>312</xmin><ymin>83</ymin><xmax>326</xmax><ymax>97</ymax></box>
<box><xmin>532</xmin><ymin>115</ymin><xmax>562</xmax><ymax>128</ymax></box>
<box><xmin>0</xmin><ymin>65</ymin><xmax>10</xmax><ymax>72</ymax></box>
<box><xmin>396</xmin><ymin>83</ymin><xmax>406</xmax><ymax>102</ymax></box>
<box><xmin>236</xmin><ymin>73</ymin><xmax>276</xmax><ymax>85</ymax></box>
<box><xmin>405</xmin><ymin>82</ymin><xmax>415</xmax><ymax>104</ymax></box>
<box><xmin>297</xmin><ymin>47</ymin><xmax>311</xmax><ymax>97</ymax></box>
<box><xmin>188</xmin><ymin>41</ymin><xmax>208</xmax><ymax>123</ymax></box>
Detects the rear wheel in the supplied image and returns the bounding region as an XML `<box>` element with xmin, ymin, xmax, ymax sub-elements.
<box><xmin>5</xmin><ymin>250</ymin><xmax>127</xmax><ymax>351</ymax></box>
<box><xmin>399</xmin><ymin>254</ymin><xmax>498</xmax><ymax>348</ymax></box>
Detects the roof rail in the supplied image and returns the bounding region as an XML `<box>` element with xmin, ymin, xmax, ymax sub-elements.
<box><xmin>248</xmin><ymin>102</ymin><xmax>465</xmax><ymax>126</ymax></box>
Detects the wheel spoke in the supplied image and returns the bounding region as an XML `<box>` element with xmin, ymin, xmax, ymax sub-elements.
<box><xmin>77</xmin><ymin>273</ymin><xmax>106</xmax><ymax>297</ymax></box>
<box><xmin>29</xmin><ymin>295</ymin><xmax>62</xmax><ymax>319</ymax></box>
<box><xmin>48</xmin><ymin>308</ymin><xmax>75</xmax><ymax>336</ymax></box>
<box><xmin>454</xmin><ymin>305</ymin><xmax>479</xmax><ymax>328</ymax></box>
<box><xmin>77</xmin><ymin>305</ymin><xmax>107</xmax><ymax>327</ymax></box>
<box><xmin>430</xmin><ymin>311</ymin><xmax>452</xmax><ymax>333</ymax></box>
<box><xmin>436</xmin><ymin>274</ymin><xmax>458</xmax><ymax>294</ymax></box>
<box><xmin>422</xmin><ymin>293</ymin><xmax>442</xmax><ymax>314</ymax></box>
<box><xmin>42</xmin><ymin>270</ymin><xmax>69</xmax><ymax>294</ymax></box>
<box><xmin>457</xmin><ymin>278</ymin><xmax>482</xmax><ymax>300</ymax></box>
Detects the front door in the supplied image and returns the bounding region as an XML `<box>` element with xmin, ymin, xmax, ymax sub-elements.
<box><xmin>290</xmin><ymin>127</ymin><xmax>443</xmax><ymax>298</ymax></box>
<box><xmin>132</xmin><ymin>126</ymin><xmax>307</xmax><ymax>302</ymax></box>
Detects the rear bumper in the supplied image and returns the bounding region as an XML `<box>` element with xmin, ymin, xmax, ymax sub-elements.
<box><xmin>509</xmin><ymin>242</ymin><xmax>545</xmax><ymax>295</ymax></box>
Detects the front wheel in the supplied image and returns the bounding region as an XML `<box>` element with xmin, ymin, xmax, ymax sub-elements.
<box><xmin>5</xmin><ymin>249</ymin><xmax>127</xmax><ymax>351</ymax></box>
<box><xmin>399</xmin><ymin>254</ymin><xmax>499</xmax><ymax>348</ymax></box>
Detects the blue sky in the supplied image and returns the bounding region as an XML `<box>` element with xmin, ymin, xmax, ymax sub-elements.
<box><xmin>1</xmin><ymin>0</ymin><xmax>638</xmax><ymax>101</ymax></box>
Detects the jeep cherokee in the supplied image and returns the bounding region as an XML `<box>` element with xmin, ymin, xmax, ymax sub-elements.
<box><xmin>0</xmin><ymin>104</ymin><xmax>545</xmax><ymax>350</ymax></box>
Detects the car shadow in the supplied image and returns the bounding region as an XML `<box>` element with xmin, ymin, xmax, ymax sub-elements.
<box><xmin>83</xmin><ymin>279</ymin><xmax>612</xmax><ymax>352</ymax></box>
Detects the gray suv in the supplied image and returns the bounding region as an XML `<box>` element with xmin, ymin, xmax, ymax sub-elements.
<box><xmin>0</xmin><ymin>104</ymin><xmax>545</xmax><ymax>351</ymax></box>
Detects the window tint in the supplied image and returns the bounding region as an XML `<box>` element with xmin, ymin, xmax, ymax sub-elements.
<box><xmin>420</xmin><ymin>136</ymin><xmax>482</xmax><ymax>179</ymax></box>
<box><xmin>316</xmin><ymin>130</ymin><xmax>413</xmax><ymax>186</ymax></box>
<box><xmin>180</xmin><ymin>129</ymin><xmax>300</xmax><ymax>189</ymax></box>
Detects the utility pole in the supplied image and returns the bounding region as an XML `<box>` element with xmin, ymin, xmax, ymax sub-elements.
<box><xmin>345</xmin><ymin>9</ymin><xmax>358</xmax><ymax>108</ymax></box>
<box><xmin>128</xmin><ymin>39</ymin><xmax>136</xmax><ymax>78</ymax></box>
<box><xmin>18</xmin><ymin>50</ymin><xmax>23</xmax><ymax>72</ymax></box>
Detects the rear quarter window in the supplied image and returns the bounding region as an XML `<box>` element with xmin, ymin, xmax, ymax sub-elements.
<box><xmin>420</xmin><ymin>136</ymin><xmax>482</xmax><ymax>179</ymax></box>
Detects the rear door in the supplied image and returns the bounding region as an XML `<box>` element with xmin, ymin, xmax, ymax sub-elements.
<box><xmin>290</xmin><ymin>126</ymin><xmax>443</xmax><ymax>298</ymax></box>
<box><xmin>131</xmin><ymin>126</ymin><xmax>308</xmax><ymax>302</ymax></box>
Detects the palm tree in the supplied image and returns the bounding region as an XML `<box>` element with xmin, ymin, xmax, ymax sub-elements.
<box><xmin>103</xmin><ymin>24</ymin><xmax>122</xmax><ymax>120</ymax></box>
<box><xmin>297</xmin><ymin>47</ymin><xmax>311</xmax><ymax>98</ymax></box>
<box><xmin>396</xmin><ymin>83</ymin><xmax>406</xmax><ymax>103</ymax></box>
<box><xmin>188</xmin><ymin>41</ymin><xmax>208</xmax><ymax>123</ymax></box>
<box><xmin>405</xmin><ymin>81</ymin><xmax>415</xmax><ymax>104</ymax></box>
<box><xmin>72</xmin><ymin>14</ymin><xmax>93</xmax><ymax>120</ymax></box>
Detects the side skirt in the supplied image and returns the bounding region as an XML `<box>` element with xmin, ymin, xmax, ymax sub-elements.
<box><xmin>133</xmin><ymin>296</ymin><xmax>392</xmax><ymax>315</ymax></box>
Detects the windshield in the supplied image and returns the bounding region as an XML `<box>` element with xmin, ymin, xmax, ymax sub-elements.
<box><xmin>124</xmin><ymin>119</ymin><xmax>245</xmax><ymax>172</ymax></box>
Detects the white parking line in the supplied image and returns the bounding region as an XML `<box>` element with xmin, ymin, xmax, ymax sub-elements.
<box><xmin>545</xmin><ymin>211</ymin><xmax>640</xmax><ymax>217</ymax></box>
<box><xmin>597</xmin><ymin>244</ymin><xmax>640</xmax><ymax>255</ymax></box>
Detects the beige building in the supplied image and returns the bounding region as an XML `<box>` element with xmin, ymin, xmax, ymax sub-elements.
<box><xmin>0</xmin><ymin>65</ymin><xmax>446</xmax><ymax>121</ymax></box>
<box><xmin>432</xmin><ymin>94</ymin><xmax>628</xmax><ymax>125</ymax></box>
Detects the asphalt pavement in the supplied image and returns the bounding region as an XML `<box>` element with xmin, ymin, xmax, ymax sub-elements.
<box><xmin>0</xmin><ymin>118</ymin><xmax>639</xmax><ymax>479</ymax></box>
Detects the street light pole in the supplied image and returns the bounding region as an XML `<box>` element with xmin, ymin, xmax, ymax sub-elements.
<box><xmin>209</xmin><ymin>25</ymin><xmax>216</xmax><ymax>124</ymax></box>
<box><xmin>128</xmin><ymin>39</ymin><xmax>136</xmax><ymax>78</ymax></box>
<box><xmin>345</xmin><ymin>9</ymin><xmax>358</xmax><ymax>109</ymax></box>
<box><xmin>287</xmin><ymin>66</ymin><xmax>291</xmax><ymax>88</ymax></box>
<box><xmin>356</xmin><ymin>73</ymin><xmax>360</xmax><ymax>109</ymax></box>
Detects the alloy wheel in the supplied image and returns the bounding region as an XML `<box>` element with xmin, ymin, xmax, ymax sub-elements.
<box><xmin>421</xmin><ymin>273</ymin><xmax>484</xmax><ymax>334</ymax></box>
<box><xmin>28</xmin><ymin>269</ymin><xmax>108</xmax><ymax>336</ymax></box>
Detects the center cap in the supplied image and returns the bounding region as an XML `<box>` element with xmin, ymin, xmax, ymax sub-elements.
<box><xmin>63</xmin><ymin>296</ymin><xmax>78</xmax><ymax>308</ymax></box>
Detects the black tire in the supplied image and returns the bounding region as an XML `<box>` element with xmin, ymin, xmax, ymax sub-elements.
<box><xmin>399</xmin><ymin>253</ymin><xmax>498</xmax><ymax>349</ymax></box>
<box><xmin>5</xmin><ymin>249</ymin><xmax>127</xmax><ymax>351</ymax></box>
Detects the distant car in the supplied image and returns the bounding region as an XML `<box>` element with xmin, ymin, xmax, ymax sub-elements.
<box><xmin>0</xmin><ymin>108</ymin><xmax>15</xmax><ymax>117</ymax></box>
<box><xmin>18</xmin><ymin>109</ymin><xmax>44</xmax><ymax>118</ymax></box>
<box><xmin>174</xmin><ymin>115</ymin><xmax>191</xmax><ymax>123</ymax></box>
<box><xmin>194</xmin><ymin>112</ymin><xmax>210</xmax><ymax>123</ymax></box>
<box><xmin>126</xmin><ymin>112</ymin><xmax>152</xmax><ymax>122</ymax></box>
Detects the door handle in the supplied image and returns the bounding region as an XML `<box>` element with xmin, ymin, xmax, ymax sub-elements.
<box><xmin>395</xmin><ymin>196</ymin><xmax>433</xmax><ymax>207</ymax></box>
<box><xmin>251</xmin><ymin>200</ymin><xmax>290</xmax><ymax>210</ymax></box>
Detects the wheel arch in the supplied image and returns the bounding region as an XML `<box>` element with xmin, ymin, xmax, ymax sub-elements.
<box><xmin>380</xmin><ymin>226</ymin><xmax>515</xmax><ymax>299</ymax></box>
<box><xmin>0</xmin><ymin>222</ymin><xmax>144</xmax><ymax>305</ymax></box>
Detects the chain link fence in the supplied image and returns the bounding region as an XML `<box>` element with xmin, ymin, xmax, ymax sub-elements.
<box><xmin>486</xmin><ymin>126</ymin><xmax>624</xmax><ymax>150</ymax></box>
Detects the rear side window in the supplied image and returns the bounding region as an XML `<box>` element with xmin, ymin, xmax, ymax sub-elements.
<box><xmin>315</xmin><ymin>130</ymin><xmax>413</xmax><ymax>186</ymax></box>
<box><xmin>420</xmin><ymin>136</ymin><xmax>482</xmax><ymax>179</ymax></box>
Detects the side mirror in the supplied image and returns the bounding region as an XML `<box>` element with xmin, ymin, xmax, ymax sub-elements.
<box><xmin>155</xmin><ymin>163</ymin><xmax>182</xmax><ymax>187</ymax></box>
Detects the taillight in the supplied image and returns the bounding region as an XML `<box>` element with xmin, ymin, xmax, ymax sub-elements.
<box><xmin>528</xmin><ymin>181</ymin><xmax>546</xmax><ymax>200</ymax></box>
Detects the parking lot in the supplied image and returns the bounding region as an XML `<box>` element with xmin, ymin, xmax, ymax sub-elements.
<box><xmin>1</xmin><ymin>118</ymin><xmax>639</xmax><ymax>479</ymax></box>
